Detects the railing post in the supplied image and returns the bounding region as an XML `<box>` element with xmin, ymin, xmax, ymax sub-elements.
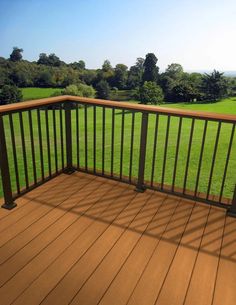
<box><xmin>135</xmin><ymin>112</ymin><xmax>148</xmax><ymax>192</ymax></box>
<box><xmin>227</xmin><ymin>185</ymin><xmax>236</xmax><ymax>217</ymax></box>
<box><xmin>64</xmin><ymin>102</ymin><xmax>75</xmax><ymax>174</ymax></box>
<box><xmin>0</xmin><ymin>115</ymin><xmax>17</xmax><ymax>210</ymax></box>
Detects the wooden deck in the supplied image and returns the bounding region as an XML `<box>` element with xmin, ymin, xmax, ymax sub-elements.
<box><xmin>0</xmin><ymin>172</ymin><xmax>235</xmax><ymax>305</ymax></box>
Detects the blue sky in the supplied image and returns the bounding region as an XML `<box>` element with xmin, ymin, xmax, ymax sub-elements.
<box><xmin>0</xmin><ymin>0</ymin><xmax>235</xmax><ymax>70</ymax></box>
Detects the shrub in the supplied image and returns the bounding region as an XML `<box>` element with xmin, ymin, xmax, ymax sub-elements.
<box><xmin>77</xmin><ymin>83</ymin><xmax>96</xmax><ymax>98</ymax></box>
<box><xmin>0</xmin><ymin>85</ymin><xmax>23</xmax><ymax>105</ymax></box>
<box><xmin>62</xmin><ymin>84</ymin><xmax>96</xmax><ymax>98</ymax></box>
<box><xmin>62</xmin><ymin>84</ymin><xmax>79</xmax><ymax>96</ymax></box>
<box><xmin>139</xmin><ymin>81</ymin><xmax>164</xmax><ymax>104</ymax></box>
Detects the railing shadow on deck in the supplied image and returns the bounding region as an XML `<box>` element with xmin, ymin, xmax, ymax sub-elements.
<box><xmin>20</xmin><ymin>174</ymin><xmax>236</xmax><ymax>264</ymax></box>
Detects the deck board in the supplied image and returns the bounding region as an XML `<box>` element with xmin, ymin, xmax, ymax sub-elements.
<box><xmin>212</xmin><ymin>216</ymin><xmax>236</xmax><ymax>305</ymax></box>
<box><xmin>0</xmin><ymin>172</ymin><xmax>235</xmax><ymax>305</ymax></box>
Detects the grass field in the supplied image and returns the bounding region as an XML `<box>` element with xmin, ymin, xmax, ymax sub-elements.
<box><xmin>21</xmin><ymin>87</ymin><xmax>62</xmax><ymax>101</ymax></box>
<box><xmin>1</xmin><ymin>97</ymin><xmax>236</xmax><ymax>200</ymax></box>
<box><xmin>160</xmin><ymin>97</ymin><xmax>236</xmax><ymax>115</ymax></box>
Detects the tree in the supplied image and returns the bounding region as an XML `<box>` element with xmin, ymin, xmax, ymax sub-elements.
<box><xmin>37</xmin><ymin>53</ymin><xmax>61</xmax><ymax>66</ymax></box>
<box><xmin>170</xmin><ymin>83</ymin><xmax>199</xmax><ymax>102</ymax></box>
<box><xmin>136</xmin><ymin>57</ymin><xmax>145</xmax><ymax>70</ymax></box>
<box><xmin>37</xmin><ymin>53</ymin><xmax>49</xmax><ymax>65</ymax></box>
<box><xmin>96</xmin><ymin>80</ymin><xmax>110</xmax><ymax>99</ymax></box>
<box><xmin>48</xmin><ymin>53</ymin><xmax>61</xmax><ymax>67</ymax></box>
<box><xmin>35</xmin><ymin>71</ymin><xmax>54</xmax><ymax>87</ymax></box>
<box><xmin>9</xmin><ymin>47</ymin><xmax>23</xmax><ymax>62</ymax></box>
<box><xmin>226</xmin><ymin>77</ymin><xmax>236</xmax><ymax>96</ymax></box>
<box><xmin>201</xmin><ymin>70</ymin><xmax>227</xmax><ymax>101</ymax></box>
<box><xmin>165</xmin><ymin>63</ymin><xmax>184</xmax><ymax>80</ymax></box>
<box><xmin>102</xmin><ymin>60</ymin><xmax>113</xmax><ymax>72</ymax></box>
<box><xmin>142</xmin><ymin>53</ymin><xmax>159</xmax><ymax>83</ymax></box>
<box><xmin>0</xmin><ymin>85</ymin><xmax>22</xmax><ymax>105</ymax></box>
<box><xmin>127</xmin><ymin>57</ymin><xmax>144</xmax><ymax>89</ymax></box>
<box><xmin>159</xmin><ymin>73</ymin><xmax>178</xmax><ymax>102</ymax></box>
<box><xmin>78</xmin><ymin>60</ymin><xmax>85</xmax><ymax>70</ymax></box>
<box><xmin>80</xmin><ymin>70</ymin><xmax>97</xmax><ymax>85</ymax></box>
<box><xmin>139</xmin><ymin>81</ymin><xmax>164</xmax><ymax>104</ymax></box>
<box><xmin>9</xmin><ymin>69</ymin><xmax>28</xmax><ymax>87</ymax></box>
<box><xmin>112</xmin><ymin>64</ymin><xmax>128</xmax><ymax>89</ymax></box>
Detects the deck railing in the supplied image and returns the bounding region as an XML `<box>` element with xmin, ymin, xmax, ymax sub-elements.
<box><xmin>0</xmin><ymin>96</ymin><xmax>236</xmax><ymax>216</ymax></box>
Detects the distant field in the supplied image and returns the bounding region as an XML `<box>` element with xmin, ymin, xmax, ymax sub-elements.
<box><xmin>21</xmin><ymin>88</ymin><xmax>236</xmax><ymax>115</ymax></box>
<box><xmin>110</xmin><ymin>89</ymin><xmax>136</xmax><ymax>101</ymax></box>
<box><xmin>160</xmin><ymin>97</ymin><xmax>236</xmax><ymax>115</ymax></box>
<box><xmin>21</xmin><ymin>87</ymin><xmax>62</xmax><ymax>101</ymax></box>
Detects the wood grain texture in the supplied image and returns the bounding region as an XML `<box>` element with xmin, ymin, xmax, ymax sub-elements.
<box><xmin>0</xmin><ymin>173</ymin><xmax>235</xmax><ymax>305</ymax></box>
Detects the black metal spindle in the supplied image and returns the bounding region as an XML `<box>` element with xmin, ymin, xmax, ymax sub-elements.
<box><xmin>129</xmin><ymin>112</ymin><xmax>135</xmax><ymax>183</ymax></box>
<box><xmin>53</xmin><ymin>108</ymin><xmax>58</xmax><ymax>173</ymax></box>
<box><xmin>161</xmin><ymin>115</ymin><xmax>171</xmax><ymax>190</ymax></box>
<box><xmin>227</xmin><ymin>185</ymin><xmax>236</xmax><ymax>217</ymax></box>
<box><xmin>171</xmin><ymin>117</ymin><xmax>182</xmax><ymax>192</ymax></box>
<box><xmin>19</xmin><ymin>112</ymin><xmax>29</xmax><ymax>189</ymax></box>
<box><xmin>151</xmin><ymin>114</ymin><xmax>159</xmax><ymax>187</ymax></box>
<box><xmin>111</xmin><ymin>108</ymin><xmax>115</xmax><ymax>177</ymax></box>
<box><xmin>76</xmin><ymin>104</ymin><xmax>79</xmax><ymax>169</ymax></box>
<box><xmin>183</xmin><ymin>118</ymin><xmax>195</xmax><ymax>194</ymax></box>
<box><xmin>206</xmin><ymin>122</ymin><xmax>222</xmax><ymax>199</ymax></box>
<box><xmin>37</xmin><ymin>109</ymin><xmax>44</xmax><ymax>180</ymax></box>
<box><xmin>93</xmin><ymin>106</ymin><xmax>96</xmax><ymax>173</ymax></box>
<box><xmin>219</xmin><ymin>124</ymin><xmax>235</xmax><ymax>202</ymax></box>
<box><xmin>194</xmin><ymin>120</ymin><xmax>208</xmax><ymax>197</ymax></box>
<box><xmin>9</xmin><ymin>114</ymin><xmax>20</xmax><ymax>194</ymax></box>
<box><xmin>0</xmin><ymin>115</ymin><xmax>17</xmax><ymax>209</ymax></box>
<box><xmin>84</xmin><ymin>104</ymin><xmax>88</xmax><ymax>171</ymax></box>
<box><xmin>119</xmin><ymin>109</ymin><xmax>125</xmax><ymax>180</ymax></box>
<box><xmin>45</xmin><ymin>108</ymin><xmax>52</xmax><ymax>177</ymax></box>
<box><xmin>59</xmin><ymin>105</ymin><xmax>64</xmax><ymax>170</ymax></box>
<box><xmin>102</xmin><ymin>107</ymin><xmax>105</xmax><ymax>175</ymax></box>
<box><xmin>136</xmin><ymin>112</ymin><xmax>148</xmax><ymax>192</ymax></box>
<box><xmin>28</xmin><ymin>110</ymin><xmax>37</xmax><ymax>185</ymax></box>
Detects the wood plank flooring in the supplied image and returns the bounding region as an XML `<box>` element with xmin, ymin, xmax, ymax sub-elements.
<box><xmin>0</xmin><ymin>172</ymin><xmax>235</xmax><ymax>305</ymax></box>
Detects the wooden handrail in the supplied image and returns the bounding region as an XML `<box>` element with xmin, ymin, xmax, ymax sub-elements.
<box><xmin>0</xmin><ymin>95</ymin><xmax>236</xmax><ymax>123</ymax></box>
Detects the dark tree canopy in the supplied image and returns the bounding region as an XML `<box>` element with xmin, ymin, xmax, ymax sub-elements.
<box><xmin>78</xmin><ymin>60</ymin><xmax>86</xmax><ymax>70</ymax></box>
<box><xmin>102</xmin><ymin>60</ymin><xmax>113</xmax><ymax>72</ymax></box>
<box><xmin>201</xmin><ymin>70</ymin><xmax>227</xmax><ymax>101</ymax></box>
<box><xmin>37</xmin><ymin>53</ymin><xmax>61</xmax><ymax>67</ymax></box>
<box><xmin>35</xmin><ymin>71</ymin><xmax>54</xmax><ymax>87</ymax></box>
<box><xmin>127</xmin><ymin>57</ymin><xmax>144</xmax><ymax>89</ymax></box>
<box><xmin>142</xmin><ymin>53</ymin><xmax>159</xmax><ymax>83</ymax></box>
<box><xmin>9</xmin><ymin>47</ymin><xmax>23</xmax><ymax>62</ymax></box>
<box><xmin>96</xmin><ymin>80</ymin><xmax>111</xmax><ymax>99</ymax></box>
<box><xmin>0</xmin><ymin>85</ymin><xmax>23</xmax><ymax>105</ymax></box>
<box><xmin>112</xmin><ymin>64</ymin><xmax>128</xmax><ymax>89</ymax></box>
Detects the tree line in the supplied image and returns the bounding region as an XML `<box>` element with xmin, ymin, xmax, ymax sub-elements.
<box><xmin>0</xmin><ymin>47</ymin><xmax>235</xmax><ymax>105</ymax></box>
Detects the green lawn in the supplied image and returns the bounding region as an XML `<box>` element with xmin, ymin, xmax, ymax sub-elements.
<box><xmin>160</xmin><ymin>97</ymin><xmax>236</xmax><ymax>115</ymax></box>
<box><xmin>1</xmin><ymin>97</ymin><xmax>236</xmax><ymax>201</ymax></box>
<box><xmin>21</xmin><ymin>87</ymin><xmax>62</xmax><ymax>101</ymax></box>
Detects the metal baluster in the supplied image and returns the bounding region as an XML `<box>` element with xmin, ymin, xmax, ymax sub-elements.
<box><xmin>0</xmin><ymin>115</ymin><xmax>17</xmax><ymax>209</ymax></box>
<box><xmin>19</xmin><ymin>112</ymin><xmax>29</xmax><ymax>188</ymax></box>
